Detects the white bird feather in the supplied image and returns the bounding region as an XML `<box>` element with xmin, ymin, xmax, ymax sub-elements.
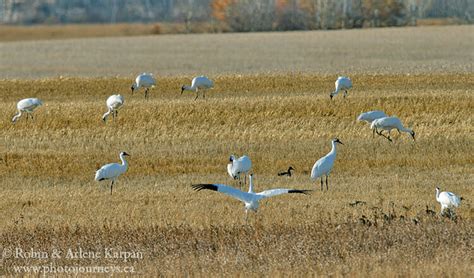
<box><xmin>12</xmin><ymin>98</ymin><xmax>43</xmax><ymax>123</ymax></box>
<box><xmin>102</xmin><ymin>94</ymin><xmax>124</xmax><ymax>122</ymax></box>
<box><xmin>370</xmin><ymin>116</ymin><xmax>415</xmax><ymax>142</ymax></box>
<box><xmin>435</xmin><ymin>187</ymin><xmax>461</xmax><ymax>215</ymax></box>
<box><xmin>131</xmin><ymin>73</ymin><xmax>156</xmax><ymax>99</ymax></box>
<box><xmin>181</xmin><ymin>76</ymin><xmax>214</xmax><ymax>100</ymax></box>
<box><xmin>227</xmin><ymin>154</ymin><xmax>252</xmax><ymax>189</ymax></box>
<box><xmin>311</xmin><ymin>138</ymin><xmax>343</xmax><ymax>191</ymax></box>
<box><xmin>357</xmin><ymin>110</ymin><xmax>387</xmax><ymax>123</ymax></box>
<box><xmin>330</xmin><ymin>76</ymin><xmax>352</xmax><ymax>99</ymax></box>
<box><xmin>192</xmin><ymin>174</ymin><xmax>311</xmax><ymax>219</ymax></box>
<box><xmin>95</xmin><ymin>151</ymin><xmax>130</xmax><ymax>194</ymax></box>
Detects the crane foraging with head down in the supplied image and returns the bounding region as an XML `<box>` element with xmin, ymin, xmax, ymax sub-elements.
<box><xmin>102</xmin><ymin>94</ymin><xmax>124</xmax><ymax>123</ymax></box>
<box><xmin>95</xmin><ymin>152</ymin><xmax>130</xmax><ymax>194</ymax></box>
<box><xmin>435</xmin><ymin>187</ymin><xmax>462</xmax><ymax>217</ymax></box>
<box><xmin>330</xmin><ymin>76</ymin><xmax>352</xmax><ymax>99</ymax></box>
<box><xmin>192</xmin><ymin>174</ymin><xmax>311</xmax><ymax>221</ymax></box>
<box><xmin>12</xmin><ymin>98</ymin><xmax>43</xmax><ymax>123</ymax></box>
<box><xmin>370</xmin><ymin>116</ymin><xmax>415</xmax><ymax>142</ymax></box>
<box><xmin>311</xmin><ymin>138</ymin><xmax>344</xmax><ymax>191</ymax></box>
<box><xmin>181</xmin><ymin>76</ymin><xmax>214</xmax><ymax>100</ymax></box>
<box><xmin>131</xmin><ymin>73</ymin><xmax>156</xmax><ymax>99</ymax></box>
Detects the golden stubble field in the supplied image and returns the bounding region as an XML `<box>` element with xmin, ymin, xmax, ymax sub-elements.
<box><xmin>0</xmin><ymin>74</ymin><xmax>472</xmax><ymax>276</ymax></box>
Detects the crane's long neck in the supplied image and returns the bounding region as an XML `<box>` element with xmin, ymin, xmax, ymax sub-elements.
<box><xmin>120</xmin><ymin>154</ymin><xmax>128</xmax><ymax>168</ymax></box>
<box><xmin>435</xmin><ymin>188</ymin><xmax>440</xmax><ymax>201</ymax></box>
<box><xmin>102</xmin><ymin>109</ymin><xmax>112</xmax><ymax>121</ymax></box>
<box><xmin>12</xmin><ymin>111</ymin><xmax>22</xmax><ymax>122</ymax></box>
<box><xmin>248</xmin><ymin>175</ymin><xmax>254</xmax><ymax>193</ymax></box>
<box><xmin>184</xmin><ymin>85</ymin><xmax>197</xmax><ymax>92</ymax></box>
<box><xmin>329</xmin><ymin>141</ymin><xmax>337</xmax><ymax>156</ymax></box>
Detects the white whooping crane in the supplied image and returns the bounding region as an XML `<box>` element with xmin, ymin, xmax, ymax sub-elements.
<box><xmin>95</xmin><ymin>151</ymin><xmax>130</xmax><ymax>194</ymax></box>
<box><xmin>330</xmin><ymin>76</ymin><xmax>352</xmax><ymax>99</ymax></box>
<box><xmin>370</xmin><ymin>116</ymin><xmax>415</xmax><ymax>142</ymax></box>
<box><xmin>131</xmin><ymin>73</ymin><xmax>156</xmax><ymax>99</ymax></box>
<box><xmin>12</xmin><ymin>98</ymin><xmax>43</xmax><ymax>123</ymax></box>
<box><xmin>311</xmin><ymin>138</ymin><xmax>343</xmax><ymax>191</ymax></box>
<box><xmin>102</xmin><ymin>94</ymin><xmax>124</xmax><ymax>123</ymax></box>
<box><xmin>181</xmin><ymin>76</ymin><xmax>214</xmax><ymax>100</ymax></box>
<box><xmin>435</xmin><ymin>187</ymin><xmax>462</xmax><ymax>217</ymax></box>
<box><xmin>357</xmin><ymin>110</ymin><xmax>387</xmax><ymax>123</ymax></box>
<box><xmin>227</xmin><ymin>154</ymin><xmax>252</xmax><ymax>189</ymax></box>
<box><xmin>192</xmin><ymin>174</ymin><xmax>311</xmax><ymax>220</ymax></box>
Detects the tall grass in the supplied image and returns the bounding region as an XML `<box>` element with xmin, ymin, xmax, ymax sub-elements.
<box><xmin>0</xmin><ymin>74</ymin><xmax>472</xmax><ymax>275</ymax></box>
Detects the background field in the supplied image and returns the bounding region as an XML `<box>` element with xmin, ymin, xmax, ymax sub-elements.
<box><xmin>0</xmin><ymin>73</ymin><xmax>472</xmax><ymax>276</ymax></box>
<box><xmin>0</xmin><ymin>25</ymin><xmax>473</xmax><ymax>79</ymax></box>
<box><xmin>0</xmin><ymin>26</ymin><xmax>473</xmax><ymax>276</ymax></box>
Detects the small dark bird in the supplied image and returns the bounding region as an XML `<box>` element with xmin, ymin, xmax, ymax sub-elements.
<box><xmin>425</xmin><ymin>205</ymin><xmax>436</xmax><ymax>216</ymax></box>
<box><xmin>349</xmin><ymin>200</ymin><xmax>366</xmax><ymax>207</ymax></box>
<box><xmin>278</xmin><ymin>166</ymin><xmax>295</xmax><ymax>177</ymax></box>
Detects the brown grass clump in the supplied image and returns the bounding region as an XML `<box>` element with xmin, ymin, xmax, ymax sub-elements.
<box><xmin>0</xmin><ymin>74</ymin><xmax>472</xmax><ymax>276</ymax></box>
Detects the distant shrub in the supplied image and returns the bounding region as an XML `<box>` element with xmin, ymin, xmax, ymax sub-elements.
<box><xmin>151</xmin><ymin>24</ymin><xmax>162</xmax><ymax>35</ymax></box>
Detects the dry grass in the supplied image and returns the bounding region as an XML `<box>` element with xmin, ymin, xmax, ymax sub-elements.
<box><xmin>1</xmin><ymin>25</ymin><xmax>473</xmax><ymax>79</ymax></box>
<box><xmin>0</xmin><ymin>74</ymin><xmax>472</xmax><ymax>276</ymax></box>
<box><xmin>0</xmin><ymin>22</ymin><xmax>221</xmax><ymax>42</ymax></box>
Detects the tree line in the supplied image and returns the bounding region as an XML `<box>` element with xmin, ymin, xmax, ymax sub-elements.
<box><xmin>1</xmin><ymin>0</ymin><xmax>472</xmax><ymax>31</ymax></box>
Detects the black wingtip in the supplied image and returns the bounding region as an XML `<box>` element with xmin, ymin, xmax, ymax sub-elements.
<box><xmin>288</xmin><ymin>189</ymin><xmax>312</xmax><ymax>195</ymax></box>
<box><xmin>191</xmin><ymin>184</ymin><xmax>218</xmax><ymax>192</ymax></box>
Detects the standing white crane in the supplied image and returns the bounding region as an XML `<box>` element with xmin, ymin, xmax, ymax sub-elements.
<box><xmin>370</xmin><ymin>116</ymin><xmax>415</xmax><ymax>142</ymax></box>
<box><xmin>181</xmin><ymin>76</ymin><xmax>214</xmax><ymax>100</ymax></box>
<box><xmin>131</xmin><ymin>73</ymin><xmax>156</xmax><ymax>99</ymax></box>
<box><xmin>95</xmin><ymin>152</ymin><xmax>130</xmax><ymax>194</ymax></box>
<box><xmin>227</xmin><ymin>155</ymin><xmax>252</xmax><ymax>189</ymax></box>
<box><xmin>311</xmin><ymin>138</ymin><xmax>344</xmax><ymax>191</ymax></box>
<box><xmin>330</xmin><ymin>76</ymin><xmax>352</xmax><ymax>99</ymax></box>
<box><xmin>102</xmin><ymin>94</ymin><xmax>124</xmax><ymax>123</ymax></box>
<box><xmin>12</xmin><ymin>98</ymin><xmax>43</xmax><ymax>123</ymax></box>
<box><xmin>192</xmin><ymin>174</ymin><xmax>311</xmax><ymax>220</ymax></box>
<box><xmin>435</xmin><ymin>187</ymin><xmax>462</xmax><ymax>217</ymax></box>
<box><xmin>357</xmin><ymin>110</ymin><xmax>387</xmax><ymax>123</ymax></box>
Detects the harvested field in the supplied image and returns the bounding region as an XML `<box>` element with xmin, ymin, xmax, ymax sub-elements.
<box><xmin>0</xmin><ymin>25</ymin><xmax>473</xmax><ymax>79</ymax></box>
<box><xmin>0</xmin><ymin>74</ymin><xmax>472</xmax><ymax>276</ymax></box>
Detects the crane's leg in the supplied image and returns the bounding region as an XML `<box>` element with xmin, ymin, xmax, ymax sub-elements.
<box><xmin>203</xmin><ymin>90</ymin><xmax>206</xmax><ymax>99</ymax></box>
<box><xmin>377</xmin><ymin>130</ymin><xmax>392</xmax><ymax>142</ymax></box>
<box><xmin>245</xmin><ymin>210</ymin><xmax>249</xmax><ymax>224</ymax></box>
<box><xmin>110</xmin><ymin>180</ymin><xmax>114</xmax><ymax>195</ymax></box>
<box><xmin>194</xmin><ymin>92</ymin><xmax>199</xmax><ymax>101</ymax></box>
<box><xmin>326</xmin><ymin>175</ymin><xmax>329</xmax><ymax>191</ymax></box>
<box><xmin>320</xmin><ymin>177</ymin><xmax>323</xmax><ymax>191</ymax></box>
<box><xmin>343</xmin><ymin>90</ymin><xmax>347</xmax><ymax>98</ymax></box>
<box><xmin>115</xmin><ymin>110</ymin><xmax>118</xmax><ymax>120</ymax></box>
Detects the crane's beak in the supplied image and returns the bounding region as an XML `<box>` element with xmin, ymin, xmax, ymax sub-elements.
<box><xmin>131</xmin><ymin>86</ymin><xmax>134</xmax><ymax>94</ymax></box>
<box><xmin>411</xmin><ymin>132</ymin><xmax>416</xmax><ymax>141</ymax></box>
